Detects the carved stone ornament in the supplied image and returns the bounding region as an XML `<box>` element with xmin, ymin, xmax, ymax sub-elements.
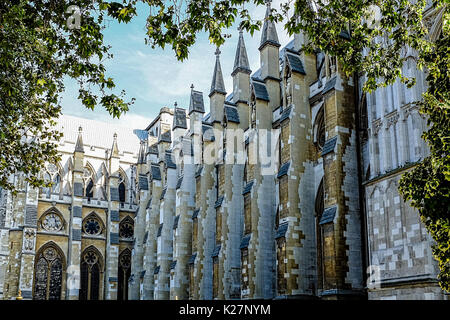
<box><xmin>41</xmin><ymin>213</ymin><xmax>63</xmax><ymax>232</ymax></box>
<box><xmin>24</xmin><ymin>228</ymin><xmax>36</xmax><ymax>251</ymax></box>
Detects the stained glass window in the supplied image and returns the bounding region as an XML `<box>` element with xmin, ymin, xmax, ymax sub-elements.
<box><xmin>119</xmin><ymin>217</ymin><xmax>134</xmax><ymax>239</ymax></box>
<box><xmin>118</xmin><ymin>249</ymin><xmax>131</xmax><ymax>300</ymax></box>
<box><xmin>83</xmin><ymin>214</ymin><xmax>103</xmax><ymax>236</ymax></box>
<box><xmin>80</xmin><ymin>247</ymin><xmax>102</xmax><ymax>300</ymax></box>
<box><xmin>33</xmin><ymin>244</ymin><xmax>64</xmax><ymax>300</ymax></box>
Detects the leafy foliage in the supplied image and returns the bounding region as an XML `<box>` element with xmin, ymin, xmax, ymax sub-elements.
<box><xmin>0</xmin><ymin>0</ymin><xmax>134</xmax><ymax>192</ymax></box>
<box><xmin>399</xmin><ymin>8</ymin><xmax>450</xmax><ymax>291</ymax></box>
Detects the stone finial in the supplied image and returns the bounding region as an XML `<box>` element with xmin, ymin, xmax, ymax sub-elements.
<box><xmin>111</xmin><ymin>132</ymin><xmax>119</xmax><ymax>157</ymax></box>
<box><xmin>259</xmin><ymin>0</ymin><xmax>280</xmax><ymax>50</ymax></box>
<box><xmin>75</xmin><ymin>126</ymin><xmax>84</xmax><ymax>153</ymax></box>
<box><xmin>232</xmin><ymin>26</ymin><xmax>251</xmax><ymax>76</ymax></box>
<box><xmin>210</xmin><ymin>47</ymin><xmax>226</xmax><ymax>97</ymax></box>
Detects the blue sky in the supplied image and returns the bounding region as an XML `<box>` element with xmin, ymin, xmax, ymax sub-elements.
<box><xmin>61</xmin><ymin>1</ymin><xmax>292</xmax><ymax>130</ymax></box>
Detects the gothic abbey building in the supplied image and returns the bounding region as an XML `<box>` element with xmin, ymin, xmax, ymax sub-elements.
<box><xmin>0</xmin><ymin>2</ymin><xmax>447</xmax><ymax>300</ymax></box>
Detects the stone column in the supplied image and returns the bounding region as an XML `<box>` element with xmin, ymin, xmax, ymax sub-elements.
<box><xmin>66</xmin><ymin>128</ymin><xmax>85</xmax><ymax>300</ymax></box>
<box><xmin>142</xmin><ymin>165</ymin><xmax>162</xmax><ymax>299</ymax></box>
<box><xmin>105</xmin><ymin>133</ymin><xmax>120</xmax><ymax>300</ymax></box>
<box><xmin>18</xmin><ymin>186</ymin><xmax>39</xmax><ymax>300</ymax></box>
<box><xmin>155</xmin><ymin>152</ymin><xmax>176</xmax><ymax>299</ymax></box>
<box><xmin>197</xmin><ymin>128</ymin><xmax>217</xmax><ymax>300</ymax></box>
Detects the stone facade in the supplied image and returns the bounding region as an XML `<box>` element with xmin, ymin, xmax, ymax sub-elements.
<box><xmin>0</xmin><ymin>116</ymin><xmax>140</xmax><ymax>300</ymax></box>
<box><xmin>0</xmin><ymin>1</ymin><xmax>447</xmax><ymax>301</ymax></box>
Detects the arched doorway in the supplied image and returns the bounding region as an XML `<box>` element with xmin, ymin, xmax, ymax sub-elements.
<box><xmin>80</xmin><ymin>246</ymin><xmax>103</xmax><ymax>300</ymax></box>
<box><xmin>118</xmin><ymin>249</ymin><xmax>131</xmax><ymax>300</ymax></box>
<box><xmin>33</xmin><ymin>242</ymin><xmax>65</xmax><ymax>300</ymax></box>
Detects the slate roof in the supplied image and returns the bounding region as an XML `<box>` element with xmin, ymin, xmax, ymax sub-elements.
<box><xmin>170</xmin><ymin>260</ymin><xmax>177</xmax><ymax>270</ymax></box>
<box><xmin>188</xmin><ymin>253</ymin><xmax>197</xmax><ymax>264</ymax></box>
<box><xmin>214</xmin><ymin>196</ymin><xmax>224</xmax><ymax>208</ymax></box>
<box><xmin>181</xmin><ymin>138</ymin><xmax>193</xmax><ymax>156</ymax></box>
<box><xmin>277</xmin><ymin>161</ymin><xmax>291</xmax><ymax>178</ymax></box>
<box><xmin>189</xmin><ymin>90</ymin><xmax>205</xmax><ymax>114</ymax></box>
<box><xmin>202</xmin><ymin>125</ymin><xmax>215</xmax><ymax>142</ymax></box>
<box><xmin>157</xmin><ymin>223</ymin><xmax>163</xmax><ymax>237</ymax></box>
<box><xmin>319</xmin><ymin>206</ymin><xmax>337</xmax><ymax>225</ymax></box>
<box><xmin>286</xmin><ymin>53</ymin><xmax>306</xmax><ymax>74</ymax></box>
<box><xmin>279</xmin><ymin>106</ymin><xmax>292</xmax><ymax>123</ymax></box>
<box><xmin>210</xmin><ymin>51</ymin><xmax>227</xmax><ymax>97</ymax></box>
<box><xmin>138</xmin><ymin>174</ymin><xmax>148</xmax><ymax>191</ymax></box>
<box><xmin>224</xmin><ymin>105</ymin><xmax>240</xmax><ymax>123</ymax></box>
<box><xmin>211</xmin><ymin>245</ymin><xmax>221</xmax><ymax>257</ymax></box>
<box><xmin>173</xmin><ymin>215</ymin><xmax>180</xmax><ymax>229</ymax></box>
<box><xmin>275</xmin><ymin>222</ymin><xmax>289</xmax><ymax>239</ymax></box>
<box><xmin>165</xmin><ymin>151</ymin><xmax>177</xmax><ymax>169</ymax></box>
<box><xmin>240</xmin><ymin>234</ymin><xmax>251</xmax><ymax>249</ymax></box>
<box><xmin>243</xmin><ymin>180</ymin><xmax>254</xmax><ymax>195</ymax></box>
<box><xmin>259</xmin><ymin>4</ymin><xmax>280</xmax><ymax>50</ymax></box>
<box><xmin>147</xmin><ymin>143</ymin><xmax>158</xmax><ymax>155</ymax></box>
<box><xmin>151</xmin><ymin>165</ymin><xmax>161</xmax><ymax>181</ymax></box>
<box><xmin>232</xmin><ymin>30</ymin><xmax>251</xmax><ymax>76</ymax></box>
<box><xmin>252</xmin><ymin>81</ymin><xmax>270</xmax><ymax>101</ymax></box>
<box><xmin>251</xmin><ymin>68</ymin><xmax>262</xmax><ymax>81</ymax></box>
<box><xmin>133</xmin><ymin>129</ymin><xmax>148</xmax><ymax>141</ymax></box>
<box><xmin>322</xmin><ymin>76</ymin><xmax>337</xmax><ymax>95</ymax></box>
<box><xmin>172</xmin><ymin>107</ymin><xmax>187</xmax><ymax>130</ymax></box>
<box><xmin>192</xmin><ymin>209</ymin><xmax>199</xmax><ymax>219</ymax></box>
<box><xmin>321</xmin><ymin>136</ymin><xmax>338</xmax><ymax>156</ymax></box>
<box><xmin>159</xmin><ymin>130</ymin><xmax>172</xmax><ymax>143</ymax></box>
<box><xmin>279</xmin><ymin>40</ymin><xmax>296</xmax><ymax>61</ymax></box>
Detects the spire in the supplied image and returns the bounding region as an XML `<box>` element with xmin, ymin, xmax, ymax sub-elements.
<box><xmin>232</xmin><ymin>28</ymin><xmax>251</xmax><ymax>76</ymax></box>
<box><xmin>111</xmin><ymin>132</ymin><xmax>119</xmax><ymax>158</ymax></box>
<box><xmin>259</xmin><ymin>0</ymin><xmax>280</xmax><ymax>50</ymax></box>
<box><xmin>209</xmin><ymin>47</ymin><xmax>226</xmax><ymax>97</ymax></box>
<box><xmin>75</xmin><ymin>126</ymin><xmax>84</xmax><ymax>153</ymax></box>
<box><xmin>189</xmin><ymin>84</ymin><xmax>205</xmax><ymax>114</ymax></box>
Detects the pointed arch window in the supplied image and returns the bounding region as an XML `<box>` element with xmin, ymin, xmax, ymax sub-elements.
<box><xmin>250</xmin><ymin>92</ymin><xmax>256</xmax><ymax>129</ymax></box>
<box><xmin>314</xmin><ymin>107</ymin><xmax>326</xmax><ymax>151</ymax></box>
<box><xmin>82</xmin><ymin>213</ymin><xmax>104</xmax><ymax>236</ymax></box>
<box><xmin>83</xmin><ymin>166</ymin><xmax>95</xmax><ymax>199</ymax></box>
<box><xmin>315</xmin><ymin>178</ymin><xmax>325</xmax><ymax>291</ymax></box>
<box><xmin>119</xmin><ymin>216</ymin><xmax>134</xmax><ymax>240</ymax></box>
<box><xmin>118</xmin><ymin>249</ymin><xmax>131</xmax><ymax>300</ymax></box>
<box><xmin>284</xmin><ymin>64</ymin><xmax>292</xmax><ymax>108</ymax></box>
<box><xmin>119</xmin><ymin>172</ymin><xmax>126</xmax><ymax>203</ymax></box>
<box><xmin>40</xmin><ymin>209</ymin><xmax>65</xmax><ymax>233</ymax></box>
<box><xmin>80</xmin><ymin>247</ymin><xmax>103</xmax><ymax>300</ymax></box>
<box><xmin>33</xmin><ymin>243</ymin><xmax>65</xmax><ymax>300</ymax></box>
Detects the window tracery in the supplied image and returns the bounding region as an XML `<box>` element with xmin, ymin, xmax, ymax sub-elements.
<box><xmin>33</xmin><ymin>243</ymin><xmax>64</xmax><ymax>300</ymax></box>
<box><xmin>119</xmin><ymin>216</ymin><xmax>134</xmax><ymax>240</ymax></box>
<box><xmin>80</xmin><ymin>246</ymin><xmax>103</xmax><ymax>300</ymax></box>
<box><xmin>82</xmin><ymin>213</ymin><xmax>103</xmax><ymax>236</ymax></box>
<box><xmin>40</xmin><ymin>210</ymin><xmax>64</xmax><ymax>232</ymax></box>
